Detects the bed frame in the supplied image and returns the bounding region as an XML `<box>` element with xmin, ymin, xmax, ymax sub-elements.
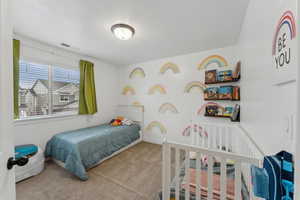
<box><xmin>53</xmin><ymin>105</ymin><xmax>144</xmax><ymax>170</ymax></box>
<box><xmin>162</xmin><ymin>121</ymin><xmax>264</xmax><ymax>200</ymax></box>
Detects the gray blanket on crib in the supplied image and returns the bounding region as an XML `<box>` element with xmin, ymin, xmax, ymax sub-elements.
<box><xmin>45</xmin><ymin>124</ymin><xmax>140</xmax><ymax>180</ymax></box>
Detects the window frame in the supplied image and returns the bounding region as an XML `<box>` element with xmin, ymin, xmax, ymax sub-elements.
<box><xmin>16</xmin><ymin>60</ymin><xmax>80</xmax><ymax>122</ymax></box>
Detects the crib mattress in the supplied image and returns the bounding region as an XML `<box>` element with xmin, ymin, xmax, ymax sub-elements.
<box><xmin>158</xmin><ymin>160</ymin><xmax>249</xmax><ymax>200</ymax></box>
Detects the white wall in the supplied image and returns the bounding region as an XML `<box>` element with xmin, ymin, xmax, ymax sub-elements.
<box><xmin>13</xmin><ymin>35</ymin><xmax>119</xmax><ymax>149</ymax></box>
<box><xmin>0</xmin><ymin>0</ymin><xmax>16</xmax><ymax>199</ymax></box>
<box><xmin>118</xmin><ymin>46</ymin><xmax>240</xmax><ymax>144</ymax></box>
<box><xmin>238</xmin><ymin>0</ymin><xmax>297</xmax><ymax>154</ymax></box>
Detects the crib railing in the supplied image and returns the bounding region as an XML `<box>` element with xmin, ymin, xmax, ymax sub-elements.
<box><xmin>162</xmin><ymin>123</ymin><xmax>263</xmax><ymax>200</ymax></box>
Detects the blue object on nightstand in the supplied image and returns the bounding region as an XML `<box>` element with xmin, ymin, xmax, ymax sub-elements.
<box><xmin>15</xmin><ymin>144</ymin><xmax>38</xmax><ymax>159</ymax></box>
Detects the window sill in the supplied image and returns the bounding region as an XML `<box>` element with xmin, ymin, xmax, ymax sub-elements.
<box><xmin>14</xmin><ymin>113</ymin><xmax>80</xmax><ymax>125</ymax></box>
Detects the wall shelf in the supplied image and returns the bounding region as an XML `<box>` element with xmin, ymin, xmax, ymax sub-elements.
<box><xmin>205</xmin><ymin>77</ymin><xmax>240</xmax><ymax>85</ymax></box>
<box><xmin>204</xmin><ymin>114</ymin><xmax>240</xmax><ymax>122</ymax></box>
<box><xmin>204</xmin><ymin>98</ymin><xmax>240</xmax><ymax>101</ymax></box>
<box><xmin>204</xmin><ymin>62</ymin><xmax>241</xmax><ymax>122</ymax></box>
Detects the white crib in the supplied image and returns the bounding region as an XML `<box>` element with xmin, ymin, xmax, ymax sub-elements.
<box><xmin>162</xmin><ymin>122</ymin><xmax>264</xmax><ymax>200</ymax></box>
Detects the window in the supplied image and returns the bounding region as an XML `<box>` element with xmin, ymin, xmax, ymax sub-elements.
<box><xmin>59</xmin><ymin>95</ymin><xmax>70</xmax><ymax>103</ymax></box>
<box><xmin>18</xmin><ymin>61</ymin><xmax>80</xmax><ymax>119</ymax></box>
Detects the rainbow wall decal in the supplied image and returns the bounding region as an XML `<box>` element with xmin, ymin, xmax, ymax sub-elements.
<box><xmin>122</xmin><ymin>85</ymin><xmax>135</xmax><ymax>95</ymax></box>
<box><xmin>182</xmin><ymin>124</ymin><xmax>208</xmax><ymax>137</ymax></box>
<box><xmin>132</xmin><ymin>101</ymin><xmax>144</xmax><ymax>112</ymax></box>
<box><xmin>159</xmin><ymin>103</ymin><xmax>179</xmax><ymax>114</ymax></box>
<box><xmin>184</xmin><ymin>81</ymin><xmax>207</xmax><ymax>93</ymax></box>
<box><xmin>129</xmin><ymin>67</ymin><xmax>146</xmax><ymax>79</ymax></box>
<box><xmin>198</xmin><ymin>55</ymin><xmax>228</xmax><ymax>70</ymax></box>
<box><xmin>160</xmin><ymin>62</ymin><xmax>180</xmax><ymax>74</ymax></box>
<box><xmin>146</xmin><ymin>121</ymin><xmax>167</xmax><ymax>134</ymax></box>
<box><xmin>148</xmin><ymin>84</ymin><xmax>167</xmax><ymax>95</ymax></box>
<box><xmin>132</xmin><ymin>101</ymin><xmax>142</xmax><ymax>106</ymax></box>
<box><xmin>272</xmin><ymin>11</ymin><xmax>296</xmax><ymax>55</ymax></box>
<box><xmin>197</xmin><ymin>102</ymin><xmax>225</xmax><ymax>115</ymax></box>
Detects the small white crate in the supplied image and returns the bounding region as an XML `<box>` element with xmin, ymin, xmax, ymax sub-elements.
<box><xmin>15</xmin><ymin>146</ymin><xmax>45</xmax><ymax>182</ymax></box>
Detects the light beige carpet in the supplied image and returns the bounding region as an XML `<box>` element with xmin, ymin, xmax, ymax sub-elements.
<box><xmin>16</xmin><ymin>142</ymin><xmax>162</xmax><ymax>200</ymax></box>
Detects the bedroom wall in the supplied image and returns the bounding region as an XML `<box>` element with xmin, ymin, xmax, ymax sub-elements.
<box><xmin>13</xmin><ymin>35</ymin><xmax>119</xmax><ymax>149</ymax></box>
<box><xmin>118</xmin><ymin>46</ymin><xmax>240</xmax><ymax>144</ymax></box>
<box><xmin>237</xmin><ymin>0</ymin><xmax>298</xmax><ymax>154</ymax></box>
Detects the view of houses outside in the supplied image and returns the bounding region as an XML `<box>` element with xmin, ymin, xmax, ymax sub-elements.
<box><xmin>19</xmin><ymin>61</ymin><xmax>80</xmax><ymax>118</ymax></box>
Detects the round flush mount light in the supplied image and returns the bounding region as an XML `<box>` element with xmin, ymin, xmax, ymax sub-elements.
<box><xmin>111</xmin><ymin>23</ymin><xmax>135</xmax><ymax>40</ymax></box>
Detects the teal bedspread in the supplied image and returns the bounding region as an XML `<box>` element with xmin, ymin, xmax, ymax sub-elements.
<box><xmin>45</xmin><ymin>124</ymin><xmax>140</xmax><ymax>180</ymax></box>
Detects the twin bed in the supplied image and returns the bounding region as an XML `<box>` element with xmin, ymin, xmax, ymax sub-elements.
<box><xmin>45</xmin><ymin>105</ymin><xmax>144</xmax><ymax>180</ymax></box>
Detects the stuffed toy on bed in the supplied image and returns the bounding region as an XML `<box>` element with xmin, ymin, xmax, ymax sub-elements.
<box><xmin>110</xmin><ymin>116</ymin><xmax>134</xmax><ymax>126</ymax></box>
<box><xmin>110</xmin><ymin>116</ymin><xmax>123</xmax><ymax>126</ymax></box>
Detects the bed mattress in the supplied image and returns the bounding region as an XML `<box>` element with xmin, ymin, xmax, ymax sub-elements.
<box><xmin>45</xmin><ymin>124</ymin><xmax>141</xmax><ymax>180</ymax></box>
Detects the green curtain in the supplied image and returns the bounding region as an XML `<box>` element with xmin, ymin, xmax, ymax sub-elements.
<box><xmin>79</xmin><ymin>60</ymin><xmax>98</xmax><ymax>115</ymax></box>
<box><xmin>13</xmin><ymin>39</ymin><xmax>20</xmax><ymax>119</ymax></box>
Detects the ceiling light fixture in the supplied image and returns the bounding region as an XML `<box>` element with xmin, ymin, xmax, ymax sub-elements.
<box><xmin>111</xmin><ymin>23</ymin><xmax>135</xmax><ymax>40</ymax></box>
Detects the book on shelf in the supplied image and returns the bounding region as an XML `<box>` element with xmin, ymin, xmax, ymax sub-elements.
<box><xmin>218</xmin><ymin>86</ymin><xmax>233</xmax><ymax>100</ymax></box>
<box><xmin>205</xmin><ymin>70</ymin><xmax>217</xmax><ymax>83</ymax></box>
<box><xmin>232</xmin><ymin>86</ymin><xmax>240</xmax><ymax>100</ymax></box>
<box><xmin>217</xmin><ymin>70</ymin><xmax>233</xmax><ymax>82</ymax></box>
<box><xmin>231</xmin><ymin>104</ymin><xmax>240</xmax><ymax>121</ymax></box>
<box><xmin>204</xmin><ymin>87</ymin><xmax>218</xmax><ymax>100</ymax></box>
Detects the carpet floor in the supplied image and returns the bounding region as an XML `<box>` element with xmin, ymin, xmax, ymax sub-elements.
<box><xmin>16</xmin><ymin>142</ymin><xmax>162</xmax><ymax>200</ymax></box>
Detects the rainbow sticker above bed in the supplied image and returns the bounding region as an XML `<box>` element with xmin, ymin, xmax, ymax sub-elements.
<box><xmin>197</xmin><ymin>102</ymin><xmax>225</xmax><ymax>115</ymax></box>
<box><xmin>146</xmin><ymin>121</ymin><xmax>167</xmax><ymax>134</ymax></box>
<box><xmin>129</xmin><ymin>67</ymin><xmax>146</xmax><ymax>79</ymax></box>
<box><xmin>122</xmin><ymin>85</ymin><xmax>136</xmax><ymax>95</ymax></box>
<box><xmin>198</xmin><ymin>55</ymin><xmax>228</xmax><ymax>70</ymax></box>
<box><xmin>132</xmin><ymin>101</ymin><xmax>142</xmax><ymax>106</ymax></box>
<box><xmin>160</xmin><ymin>62</ymin><xmax>180</xmax><ymax>74</ymax></box>
<box><xmin>132</xmin><ymin>101</ymin><xmax>144</xmax><ymax>112</ymax></box>
<box><xmin>272</xmin><ymin>10</ymin><xmax>296</xmax><ymax>55</ymax></box>
<box><xmin>148</xmin><ymin>84</ymin><xmax>167</xmax><ymax>95</ymax></box>
<box><xmin>184</xmin><ymin>81</ymin><xmax>207</xmax><ymax>93</ymax></box>
<box><xmin>159</xmin><ymin>103</ymin><xmax>179</xmax><ymax>114</ymax></box>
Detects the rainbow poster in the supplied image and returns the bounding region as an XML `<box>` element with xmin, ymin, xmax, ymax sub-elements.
<box><xmin>146</xmin><ymin>121</ymin><xmax>167</xmax><ymax>134</ymax></box>
<box><xmin>148</xmin><ymin>84</ymin><xmax>167</xmax><ymax>95</ymax></box>
<box><xmin>272</xmin><ymin>11</ymin><xmax>296</xmax><ymax>55</ymax></box>
<box><xmin>129</xmin><ymin>67</ymin><xmax>146</xmax><ymax>79</ymax></box>
<box><xmin>160</xmin><ymin>62</ymin><xmax>180</xmax><ymax>74</ymax></box>
<box><xmin>184</xmin><ymin>81</ymin><xmax>207</xmax><ymax>93</ymax></box>
<box><xmin>122</xmin><ymin>85</ymin><xmax>135</xmax><ymax>95</ymax></box>
<box><xmin>198</xmin><ymin>55</ymin><xmax>228</xmax><ymax>70</ymax></box>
